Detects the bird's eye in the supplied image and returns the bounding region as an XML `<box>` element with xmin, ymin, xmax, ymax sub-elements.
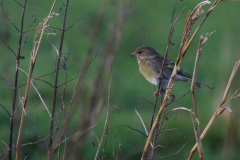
<box><xmin>138</xmin><ymin>51</ymin><xmax>142</xmax><ymax>54</ymax></box>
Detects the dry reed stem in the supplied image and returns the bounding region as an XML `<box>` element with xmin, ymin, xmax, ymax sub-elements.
<box><xmin>141</xmin><ymin>1</ymin><xmax>221</xmax><ymax>159</ymax></box>
<box><xmin>188</xmin><ymin>59</ymin><xmax>240</xmax><ymax>160</ymax></box>
<box><xmin>190</xmin><ymin>32</ymin><xmax>214</xmax><ymax>159</ymax></box>
<box><xmin>15</xmin><ymin>0</ymin><xmax>58</xmax><ymax>159</ymax></box>
<box><xmin>190</xmin><ymin>36</ymin><xmax>204</xmax><ymax>160</ymax></box>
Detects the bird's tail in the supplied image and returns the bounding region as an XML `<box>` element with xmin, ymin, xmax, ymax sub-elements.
<box><xmin>185</xmin><ymin>77</ymin><xmax>203</xmax><ymax>89</ymax></box>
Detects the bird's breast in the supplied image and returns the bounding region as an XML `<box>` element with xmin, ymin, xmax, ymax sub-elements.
<box><xmin>138</xmin><ymin>60</ymin><xmax>159</xmax><ymax>85</ymax></box>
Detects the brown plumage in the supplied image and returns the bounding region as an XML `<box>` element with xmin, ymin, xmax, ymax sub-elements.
<box><xmin>131</xmin><ymin>46</ymin><xmax>202</xmax><ymax>90</ymax></box>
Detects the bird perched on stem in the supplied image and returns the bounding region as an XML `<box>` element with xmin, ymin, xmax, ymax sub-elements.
<box><xmin>131</xmin><ymin>46</ymin><xmax>202</xmax><ymax>95</ymax></box>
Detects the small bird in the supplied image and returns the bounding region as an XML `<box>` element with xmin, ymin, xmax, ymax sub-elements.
<box><xmin>131</xmin><ymin>46</ymin><xmax>202</xmax><ymax>95</ymax></box>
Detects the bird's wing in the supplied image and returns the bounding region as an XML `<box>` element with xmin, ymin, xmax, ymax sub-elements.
<box><xmin>165</xmin><ymin>61</ymin><xmax>192</xmax><ymax>79</ymax></box>
<box><xmin>154</xmin><ymin>54</ymin><xmax>192</xmax><ymax>79</ymax></box>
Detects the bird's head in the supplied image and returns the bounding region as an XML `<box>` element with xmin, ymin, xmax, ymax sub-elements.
<box><xmin>131</xmin><ymin>46</ymin><xmax>157</xmax><ymax>60</ymax></box>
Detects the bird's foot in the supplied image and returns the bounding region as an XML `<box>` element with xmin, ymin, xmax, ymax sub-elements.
<box><xmin>154</xmin><ymin>90</ymin><xmax>159</xmax><ymax>96</ymax></box>
<box><xmin>171</xmin><ymin>94</ymin><xmax>175</xmax><ymax>101</ymax></box>
<box><xmin>154</xmin><ymin>88</ymin><xmax>165</xmax><ymax>96</ymax></box>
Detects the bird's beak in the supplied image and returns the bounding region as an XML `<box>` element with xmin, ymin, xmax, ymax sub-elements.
<box><xmin>131</xmin><ymin>52</ymin><xmax>137</xmax><ymax>57</ymax></box>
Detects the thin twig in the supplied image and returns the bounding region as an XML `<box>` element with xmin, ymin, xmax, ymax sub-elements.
<box><xmin>94</xmin><ymin>66</ymin><xmax>113</xmax><ymax>160</ymax></box>
<box><xmin>31</xmin><ymin>80</ymin><xmax>51</xmax><ymax>117</ymax></box>
<box><xmin>0</xmin><ymin>34</ymin><xmax>17</xmax><ymax>58</ymax></box>
<box><xmin>0</xmin><ymin>103</ymin><xmax>11</xmax><ymax>117</ymax></box>
<box><xmin>135</xmin><ymin>108</ymin><xmax>153</xmax><ymax>148</ymax></box>
<box><xmin>55</xmin><ymin>50</ymin><xmax>98</xmax><ymax>153</ymax></box>
<box><xmin>190</xmin><ymin>35</ymin><xmax>204</xmax><ymax>160</ymax></box>
<box><xmin>17</xmin><ymin>71</ymin><xmax>55</xmax><ymax>89</ymax></box>
<box><xmin>117</xmin><ymin>143</ymin><xmax>122</xmax><ymax>160</ymax></box>
<box><xmin>0</xmin><ymin>3</ymin><xmax>20</xmax><ymax>32</ymax></box>
<box><xmin>54</xmin><ymin>123</ymin><xmax>97</xmax><ymax>148</ymax></box>
<box><xmin>49</xmin><ymin>0</ymin><xmax>69</xmax><ymax>159</ymax></box>
<box><xmin>166</xmin><ymin>90</ymin><xmax>191</xmax><ymax>107</ymax></box>
<box><xmin>149</xmin><ymin>5</ymin><xmax>186</xmax><ymax>158</ymax></box>
<box><xmin>57</xmin><ymin>70</ymin><xmax>94</xmax><ymax>88</ymax></box>
<box><xmin>20</xmin><ymin>136</ymin><xmax>50</xmax><ymax>146</ymax></box>
<box><xmin>8</xmin><ymin>0</ymin><xmax>27</xmax><ymax>159</ymax></box>
<box><xmin>154</xmin><ymin>143</ymin><xmax>187</xmax><ymax>159</ymax></box>
<box><xmin>115</xmin><ymin>125</ymin><xmax>147</xmax><ymax>137</ymax></box>
<box><xmin>0</xmin><ymin>75</ymin><xmax>13</xmax><ymax>88</ymax></box>
<box><xmin>149</xmin><ymin>1</ymin><xmax>185</xmax><ymax>131</ymax></box>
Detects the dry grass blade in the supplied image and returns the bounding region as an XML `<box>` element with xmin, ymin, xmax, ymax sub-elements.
<box><xmin>135</xmin><ymin>108</ymin><xmax>153</xmax><ymax>148</ymax></box>
<box><xmin>31</xmin><ymin>80</ymin><xmax>51</xmax><ymax>117</ymax></box>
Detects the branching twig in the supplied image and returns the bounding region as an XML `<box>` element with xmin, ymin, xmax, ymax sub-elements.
<box><xmin>49</xmin><ymin>0</ymin><xmax>69</xmax><ymax>159</ymax></box>
<box><xmin>188</xmin><ymin>59</ymin><xmax>240</xmax><ymax>160</ymax></box>
<box><xmin>190</xmin><ymin>36</ymin><xmax>203</xmax><ymax>160</ymax></box>
<box><xmin>20</xmin><ymin>135</ymin><xmax>50</xmax><ymax>146</ymax></box>
<box><xmin>0</xmin><ymin>34</ymin><xmax>17</xmax><ymax>58</ymax></box>
<box><xmin>15</xmin><ymin>1</ymin><xmax>58</xmax><ymax>159</ymax></box>
<box><xmin>8</xmin><ymin>0</ymin><xmax>27</xmax><ymax>159</ymax></box>
<box><xmin>149</xmin><ymin>0</ymin><xmax>185</xmax><ymax>131</ymax></box>
<box><xmin>0</xmin><ymin>75</ymin><xmax>13</xmax><ymax>88</ymax></box>
<box><xmin>115</xmin><ymin>125</ymin><xmax>147</xmax><ymax>137</ymax></box>
<box><xmin>17</xmin><ymin>71</ymin><xmax>55</xmax><ymax>89</ymax></box>
<box><xmin>141</xmin><ymin>1</ymin><xmax>216</xmax><ymax>159</ymax></box>
<box><xmin>57</xmin><ymin>70</ymin><xmax>94</xmax><ymax>88</ymax></box>
<box><xmin>0</xmin><ymin>103</ymin><xmax>11</xmax><ymax>117</ymax></box>
<box><xmin>153</xmin><ymin>143</ymin><xmax>187</xmax><ymax>159</ymax></box>
<box><xmin>0</xmin><ymin>2</ymin><xmax>20</xmax><ymax>32</ymax></box>
<box><xmin>31</xmin><ymin>80</ymin><xmax>51</xmax><ymax>117</ymax></box>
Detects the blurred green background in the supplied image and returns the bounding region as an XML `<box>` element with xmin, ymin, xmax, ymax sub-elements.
<box><xmin>0</xmin><ymin>0</ymin><xmax>240</xmax><ymax>159</ymax></box>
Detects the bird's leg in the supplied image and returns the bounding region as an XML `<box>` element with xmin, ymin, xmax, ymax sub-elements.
<box><xmin>154</xmin><ymin>90</ymin><xmax>159</xmax><ymax>96</ymax></box>
<box><xmin>154</xmin><ymin>87</ymin><xmax>165</xmax><ymax>96</ymax></box>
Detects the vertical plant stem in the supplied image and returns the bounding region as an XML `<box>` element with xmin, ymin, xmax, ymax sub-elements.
<box><xmin>149</xmin><ymin>0</ymin><xmax>185</xmax><ymax>131</ymax></box>
<box><xmin>190</xmin><ymin>36</ymin><xmax>203</xmax><ymax>160</ymax></box>
<box><xmin>94</xmin><ymin>66</ymin><xmax>113</xmax><ymax>160</ymax></box>
<box><xmin>15</xmin><ymin>1</ymin><xmax>58</xmax><ymax>159</ymax></box>
<box><xmin>49</xmin><ymin>0</ymin><xmax>69</xmax><ymax>159</ymax></box>
<box><xmin>9</xmin><ymin>1</ymin><xmax>27</xmax><ymax>160</ymax></box>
